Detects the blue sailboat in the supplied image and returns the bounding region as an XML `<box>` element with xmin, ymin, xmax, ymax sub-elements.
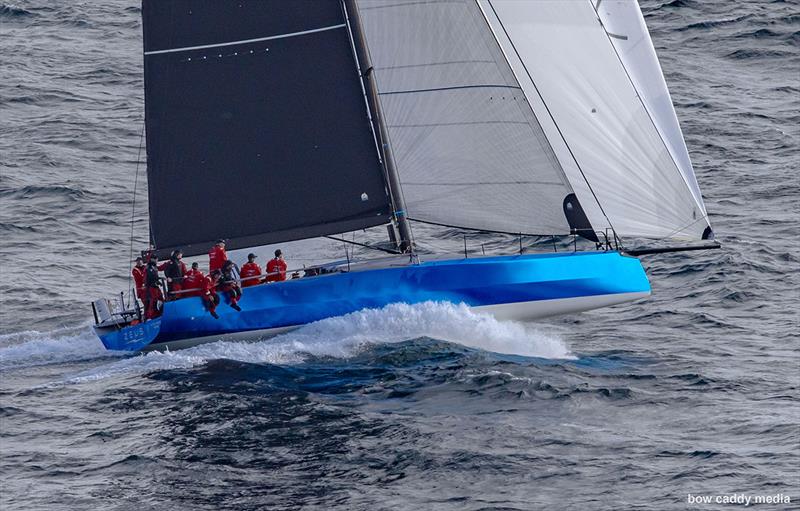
<box><xmin>93</xmin><ymin>0</ymin><xmax>717</xmax><ymax>352</ymax></box>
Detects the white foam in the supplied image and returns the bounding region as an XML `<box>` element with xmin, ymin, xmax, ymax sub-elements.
<box><xmin>62</xmin><ymin>302</ymin><xmax>574</xmax><ymax>383</ymax></box>
<box><xmin>0</xmin><ymin>325</ymin><xmax>117</xmax><ymax>371</ymax></box>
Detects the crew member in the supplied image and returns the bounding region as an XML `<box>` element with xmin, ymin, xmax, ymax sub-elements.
<box><xmin>266</xmin><ymin>249</ymin><xmax>287</xmax><ymax>282</ymax></box>
<box><xmin>144</xmin><ymin>255</ymin><xmax>164</xmax><ymax>320</ymax></box>
<box><xmin>131</xmin><ymin>256</ymin><xmax>146</xmax><ymax>303</ymax></box>
<box><xmin>163</xmin><ymin>249</ymin><xmax>187</xmax><ymax>299</ymax></box>
<box><xmin>208</xmin><ymin>239</ymin><xmax>227</xmax><ymax>273</ymax></box>
<box><xmin>202</xmin><ymin>270</ymin><xmax>221</xmax><ymax>319</ymax></box>
<box><xmin>182</xmin><ymin>262</ymin><xmax>204</xmax><ymax>297</ymax></box>
<box><xmin>219</xmin><ymin>260</ymin><xmax>242</xmax><ymax>311</ymax></box>
<box><xmin>141</xmin><ymin>245</ymin><xmax>156</xmax><ymax>263</ymax></box>
<box><xmin>239</xmin><ymin>253</ymin><xmax>263</xmax><ymax>288</ymax></box>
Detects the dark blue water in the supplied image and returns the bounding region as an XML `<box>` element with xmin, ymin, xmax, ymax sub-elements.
<box><xmin>1</xmin><ymin>1</ymin><xmax>799</xmax><ymax>509</ymax></box>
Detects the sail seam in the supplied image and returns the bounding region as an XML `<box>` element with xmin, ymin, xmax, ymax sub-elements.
<box><xmin>389</xmin><ymin>120</ymin><xmax>528</xmax><ymax>128</ymax></box>
<box><xmin>144</xmin><ymin>24</ymin><xmax>346</xmax><ymax>55</ymax></box>
<box><xmin>379</xmin><ymin>84</ymin><xmax>520</xmax><ymax>95</ymax></box>
<box><xmin>376</xmin><ymin>59</ymin><xmax>496</xmax><ymax>71</ymax></box>
<box><xmin>590</xmin><ymin>0</ymin><xmax>707</xmax><ymax>222</ymax></box>
<box><xmin>404</xmin><ymin>180</ymin><xmax>565</xmax><ymax>186</ymax></box>
<box><xmin>408</xmin><ymin>217</ymin><xmax>572</xmax><ymax>238</ymax></box>
<box><xmin>360</xmin><ymin>0</ymin><xmax>463</xmax><ymax>11</ymax></box>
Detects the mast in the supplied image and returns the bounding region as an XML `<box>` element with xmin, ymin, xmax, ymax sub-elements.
<box><xmin>342</xmin><ymin>0</ymin><xmax>413</xmax><ymax>253</ymax></box>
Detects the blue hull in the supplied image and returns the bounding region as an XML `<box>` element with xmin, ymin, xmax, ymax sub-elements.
<box><xmin>95</xmin><ymin>251</ymin><xmax>650</xmax><ymax>352</ymax></box>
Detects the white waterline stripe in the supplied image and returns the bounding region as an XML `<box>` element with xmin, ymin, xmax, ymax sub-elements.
<box><xmin>144</xmin><ymin>24</ymin><xmax>347</xmax><ymax>56</ymax></box>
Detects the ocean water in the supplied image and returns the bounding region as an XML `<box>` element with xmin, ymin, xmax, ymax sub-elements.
<box><xmin>1</xmin><ymin>1</ymin><xmax>799</xmax><ymax>510</ymax></box>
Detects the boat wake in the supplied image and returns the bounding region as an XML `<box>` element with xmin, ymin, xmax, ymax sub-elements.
<box><xmin>1</xmin><ymin>302</ymin><xmax>573</xmax><ymax>384</ymax></box>
<box><xmin>0</xmin><ymin>325</ymin><xmax>118</xmax><ymax>371</ymax></box>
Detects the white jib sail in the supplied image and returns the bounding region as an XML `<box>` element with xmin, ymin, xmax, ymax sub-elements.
<box><xmin>355</xmin><ymin>0</ymin><xmax>578</xmax><ymax>236</ymax></box>
<box><xmin>480</xmin><ymin>0</ymin><xmax>713</xmax><ymax>241</ymax></box>
<box><xmin>595</xmin><ymin>0</ymin><xmax>707</xmax><ymax>219</ymax></box>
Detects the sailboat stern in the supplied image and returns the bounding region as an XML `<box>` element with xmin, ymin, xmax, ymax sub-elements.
<box><xmin>94</xmin><ymin>319</ymin><xmax>163</xmax><ymax>352</ymax></box>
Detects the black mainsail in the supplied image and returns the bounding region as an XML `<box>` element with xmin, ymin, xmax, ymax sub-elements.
<box><xmin>142</xmin><ymin>0</ymin><xmax>392</xmax><ymax>257</ymax></box>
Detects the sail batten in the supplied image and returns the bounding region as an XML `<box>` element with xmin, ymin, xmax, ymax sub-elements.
<box><xmin>142</xmin><ymin>0</ymin><xmax>391</xmax><ymax>257</ymax></box>
<box><xmin>378</xmin><ymin>84</ymin><xmax>521</xmax><ymax>95</ymax></box>
<box><xmin>143</xmin><ymin>24</ymin><xmax>348</xmax><ymax>55</ymax></box>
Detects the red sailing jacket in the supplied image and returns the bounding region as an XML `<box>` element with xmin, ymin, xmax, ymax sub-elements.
<box><xmin>201</xmin><ymin>274</ymin><xmax>219</xmax><ymax>297</ymax></box>
<box><xmin>182</xmin><ymin>268</ymin><xmax>205</xmax><ymax>296</ymax></box>
<box><xmin>240</xmin><ymin>262</ymin><xmax>262</xmax><ymax>287</ymax></box>
<box><xmin>266</xmin><ymin>258</ymin><xmax>287</xmax><ymax>282</ymax></box>
<box><xmin>131</xmin><ymin>266</ymin><xmax>146</xmax><ymax>294</ymax></box>
<box><xmin>208</xmin><ymin>246</ymin><xmax>227</xmax><ymax>273</ymax></box>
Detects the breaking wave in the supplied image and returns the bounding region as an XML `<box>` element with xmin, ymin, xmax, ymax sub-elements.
<box><xmin>46</xmin><ymin>302</ymin><xmax>572</xmax><ymax>383</ymax></box>
<box><xmin>0</xmin><ymin>326</ymin><xmax>115</xmax><ymax>371</ymax></box>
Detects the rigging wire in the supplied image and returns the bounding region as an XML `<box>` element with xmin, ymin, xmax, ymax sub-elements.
<box><xmin>325</xmin><ymin>235</ymin><xmax>401</xmax><ymax>255</ymax></box>
<box><xmin>126</xmin><ymin>122</ymin><xmax>145</xmax><ymax>307</ymax></box>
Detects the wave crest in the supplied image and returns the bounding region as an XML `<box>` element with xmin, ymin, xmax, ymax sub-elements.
<box><xmin>60</xmin><ymin>302</ymin><xmax>573</xmax><ymax>383</ymax></box>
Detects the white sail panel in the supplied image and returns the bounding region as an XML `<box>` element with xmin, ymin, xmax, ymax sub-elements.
<box><xmin>481</xmin><ymin>0</ymin><xmax>712</xmax><ymax>240</ymax></box>
<box><xmin>355</xmin><ymin>0</ymin><xmax>577</xmax><ymax>235</ymax></box>
<box><xmin>596</xmin><ymin>0</ymin><xmax>707</xmax><ymax>217</ymax></box>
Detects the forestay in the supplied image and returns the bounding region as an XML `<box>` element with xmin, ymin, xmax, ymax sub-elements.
<box><xmin>479</xmin><ymin>0</ymin><xmax>713</xmax><ymax>241</ymax></box>
<box><xmin>142</xmin><ymin>0</ymin><xmax>391</xmax><ymax>258</ymax></box>
<box><xmin>354</xmin><ymin>0</ymin><xmax>578</xmax><ymax>236</ymax></box>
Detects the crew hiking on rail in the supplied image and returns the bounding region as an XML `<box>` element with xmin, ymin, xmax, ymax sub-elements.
<box><xmin>132</xmin><ymin>240</ymin><xmax>290</xmax><ymax>320</ymax></box>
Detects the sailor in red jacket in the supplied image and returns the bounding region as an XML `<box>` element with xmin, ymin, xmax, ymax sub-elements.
<box><xmin>208</xmin><ymin>239</ymin><xmax>228</xmax><ymax>273</ymax></box>
<box><xmin>182</xmin><ymin>262</ymin><xmax>205</xmax><ymax>297</ymax></box>
<box><xmin>266</xmin><ymin>249</ymin><xmax>287</xmax><ymax>282</ymax></box>
<box><xmin>131</xmin><ymin>256</ymin><xmax>146</xmax><ymax>303</ymax></box>
<box><xmin>239</xmin><ymin>253</ymin><xmax>263</xmax><ymax>288</ymax></box>
<box><xmin>201</xmin><ymin>270</ymin><xmax>221</xmax><ymax>319</ymax></box>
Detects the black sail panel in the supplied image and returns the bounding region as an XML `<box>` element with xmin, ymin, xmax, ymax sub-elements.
<box><xmin>142</xmin><ymin>0</ymin><xmax>391</xmax><ymax>257</ymax></box>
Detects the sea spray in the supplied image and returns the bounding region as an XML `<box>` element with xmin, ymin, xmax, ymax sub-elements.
<box><xmin>61</xmin><ymin>301</ymin><xmax>572</xmax><ymax>383</ymax></box>
<box><xmin>0</xmin><ymin>325</ymin><xmax>114</xmax><ymax>371</ymax></box>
